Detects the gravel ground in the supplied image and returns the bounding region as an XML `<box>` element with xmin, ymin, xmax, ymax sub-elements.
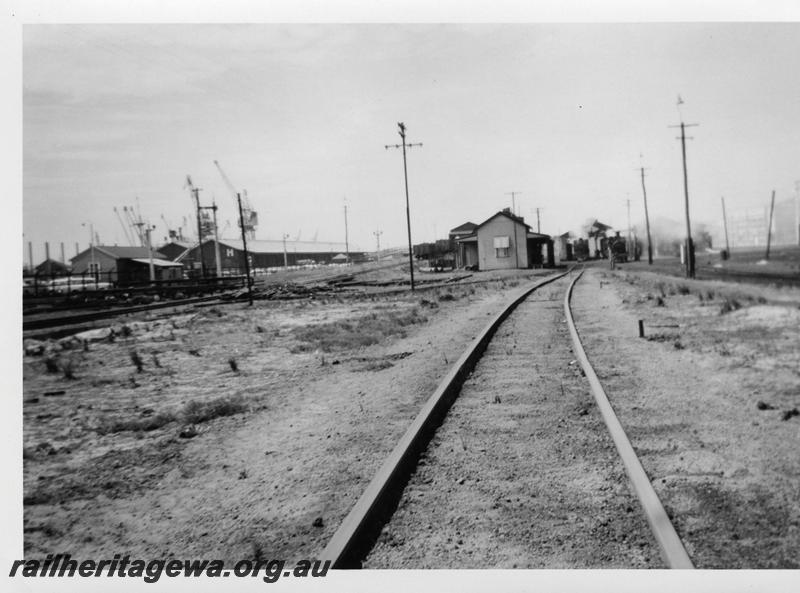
<box><xmin>21</xmin><ymin>263</ymin><xmax>798</xmax><ymax>569</ymax></box>
<box><xmin>364</xmin><ymin>274</ymin><xmax>661</xmax><ymax>568</ymax></box>
<box><xmin>21</xmin><ymin>270</ymin><xmax>553</xmax><ymax>562</ymax></box>
<box><xmin>570</xmin><ymin>266</ymin><xmax>800</xmax><ymax>568</ymax></box>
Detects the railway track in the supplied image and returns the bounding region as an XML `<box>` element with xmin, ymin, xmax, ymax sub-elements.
<box><xmin>320</xmin><ymin>268</ymin><xmax>693</xmax><ymax>569</ymax></box>
<box><xmin>22</xmin><ymin>294</ymin><xmax>226</xmax><ymax>334</ymax></box>
<box><xmin>621</xmin><ymin>259</ymin><xmax>800</xmax><ymax>288</ymax></box>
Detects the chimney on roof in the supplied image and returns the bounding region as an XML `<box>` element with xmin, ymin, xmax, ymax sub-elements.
<box><xmin>502</xmin><ymin>207</ymin><xmax>510</xmax><ymax>214</ymax></box>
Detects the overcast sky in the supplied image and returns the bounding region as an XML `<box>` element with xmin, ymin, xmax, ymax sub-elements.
<box><xmin>19</xmin><ymin>20</ymin><xmax>800</xmax><ymax>261</ymax></box>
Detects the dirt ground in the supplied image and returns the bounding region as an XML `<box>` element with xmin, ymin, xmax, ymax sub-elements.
<box><xmin>20</xmin><ymin>263</ymin><xmax>799</xmax><ymax>568</ymax></box>
<box><xmin>21</xmin><ymin>268</ymin><xmax>552</xmax><ymax>563</ymax></box>
<box><xmin>570</xmin><ymin>266</ymin><xmax>800</xmax><ymax>568</ymax></box>
<box><xmin>365</xmin><ymin>274</ymin><xmax>661</xmax><ymax>568</ymax></box>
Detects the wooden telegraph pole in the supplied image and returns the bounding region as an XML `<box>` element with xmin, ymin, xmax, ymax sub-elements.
<box><xmin>721</xmin><ymin>196</ymin><xmax>731</xmax><ymax>258</ymax></box>
<box><xmin>505</xmin><ymin>191</ymin><xmax>521</xmax><ymax>215</ymax></box>
<box><xmin>385</xmin><ymin>122</ymin><xmax>422</xmax><ymax>292</ymax></box>
<box><xmin>670</xmin><ymin>103</ymin><xmax>698</xmax><ymax>278</ymax></box>
<box><xmin>505</xmin><ymin>192</ymin><xmax>522</xmax><ymax>268</ymax></box>
<box><xmin>191</xmin><ymin>186</ymin><xmax>206</xmax><ymax>279</ymax></box>
<box><xmin>343</xmin><ymin>202</ymin><xmax>350</xmax><ymax>265</ymax></box>
<box><xmin>237</xmin><ymin>193</ymin><xmax>253</xmax><ymax>305</ymax></box>
<box><xmin>373</xmin><ymin>229</ymin><xmax>382</xmax><ymax>259</ymax></box>
<box><xmin>765</xmin><ymin>190</ymin><xmax>776</xmax><ymax>260</ymax></box>
<box><xmin>640</xmin><ymin>167</ymin><xmax>653</xmax><ymax>264</ymax></box>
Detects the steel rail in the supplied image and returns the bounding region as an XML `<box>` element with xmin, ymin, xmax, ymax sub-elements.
<box><xmin>564</xmin><ymin>268</ymin><xmax>694</xmax><ymax>569</ymax></box>
<box><xmin>22</xmin><ymin>294</ymin><xmax>225</xmax><ymax>332</ymax></box>
<box><xmin>320</xmin><ymin>268</ymin><xmax>573</xmax><ymax>568</ymax></box>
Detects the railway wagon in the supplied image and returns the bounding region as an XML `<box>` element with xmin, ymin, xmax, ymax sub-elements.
<box><xmin>609</xmin><ymin>235</ymin><xmax>628</xmax><ymax>263</ymax></box>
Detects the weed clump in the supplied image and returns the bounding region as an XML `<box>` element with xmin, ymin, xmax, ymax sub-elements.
<box><xmin>61</xmin><ymin>357</ymin><xmax>75</xmax><ymax>380</ymax></box>
<box><xmin>130</xmin><ymin>350</ymin><xmax>144</xmax><ymax>372</ymax></box>
<box><xmin>676</xmin><ymin>284</ymin><xmax>691</xmax><ymax>295</ymax></box>
<box><xmin>719</xmin><ymin>298</ymin><xmax>742</xmax><ymax>315</ymax></box>
<box><xmin>291</xmin><ymin>307</ymin><xmax>427</xmax><ymax>353</ymax></box>
<box><xmin>438</xmin><ymin>292</ymin><xmax>456</xmax><ymax>302</ymax></box>
<box><xmin>228</xmin><ymin>357</ymin><xmax>239</xmax><ymax>372</ymax></box>
<box><xmin>44</xmin><ymin>355</ymin><xmax>60</xmax><ymax>374</ymax></box>
<box><xmin>182</xmin><ymin>396</ymin><xmax>247</xmax><ymax>424</ymax></box>
<box><xmin>97</xmin><ymin>412</ymin><xmax>176</xmax><ymax>434</ymax></box>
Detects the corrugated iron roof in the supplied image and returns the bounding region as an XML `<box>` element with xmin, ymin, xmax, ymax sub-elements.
<box><xmin>130</xmin><ymin>258</ymin><xmax>184</xmax><ymax>267</ymax></box>
<box><xmin>71</xmin><ymin>246</ymin><xmax>168</xmax><ymax>262</ymax></box>
<box><xmin>209</xmin><ymin>239</ymin><xmax>363</xmax><ymax>254</ymax></box>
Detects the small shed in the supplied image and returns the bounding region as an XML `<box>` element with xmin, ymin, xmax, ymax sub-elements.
<box><xmin>70</xmin><ymin>246</ymin><xmax>170</xmax><ymax>284</ymax></box>
<box><xmin>553</xmin><ymin>232</ymin><xmax>574</xmax><ymax>263</ymax></box>
<box><xmin>34</xmin><ymin>258</ymin><xmax>70</xmax><ymax>278</ymax></box>
<box><xmin>124</xmin><ymin>258</ymin><xmax>185</xmax><ymax>282</ymax></box>
<box><xmin>454</xmin><ymin>209</ymin><xmax>554</xmax><ymax>270</ymax></box>
<box><xmin>449</xmin><ymin>222</ymin><xmax>478</xmax><ymax>268</ymax></box>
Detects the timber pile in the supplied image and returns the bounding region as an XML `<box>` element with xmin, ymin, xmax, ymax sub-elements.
<box><xmin>225</xmin><ymin>282</ymin><xmax>340</xmax><ymax>301</ymax></box>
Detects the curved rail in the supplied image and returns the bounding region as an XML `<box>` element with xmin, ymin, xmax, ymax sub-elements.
<box><xmin>320</xmin><ymin>268</ymin><xmax>573</xmax><ymax>568</ymax></box>
<box><xmin>564</xmin><ymin>269</ymin><xmax>694</xmax><ymax>569</ymax></box>
<box><xmin>22</xmin><ymin>294</ymin><xmax>224</xmax><ymax>332</ymax></box>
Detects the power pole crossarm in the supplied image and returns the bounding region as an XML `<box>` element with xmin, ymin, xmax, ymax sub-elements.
<box><xmin>385</xmin><ymin>122</ymin><xmax>422</xmax><ymax>291</ymax></box>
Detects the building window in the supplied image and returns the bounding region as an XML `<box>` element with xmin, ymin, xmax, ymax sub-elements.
<box><xmin>226</xmin><ymin>248</ymin><xmax>234</xmax><ymax>258</ymax></box>
<box><xmin>493</xmin><ymin>236</ymin><xmax>510</xmax><ymax>258</ymax></box>
<box><xmin>88</xmin><ymin>262</ymin><xmax>101</xmax><ymax>274</ymax></box>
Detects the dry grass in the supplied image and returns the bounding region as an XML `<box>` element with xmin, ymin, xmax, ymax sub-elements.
<box><xmin>290</xmin><ymin>307</ymin><xmax>427</xmax><ymax>353</ymax></box>
<box><xmin>130</xmin><ymin>350</ymin><xmax>144</xmax><ymax>372</ymax></box>
<box><xmin>60</xmin><ymin>357</ymin><xmax>76</xmax><ymax>380</ymax></box>
<box><xmin>44</xmin><ymin>356</ymin><xmax>59</xmax><ymax>373</ymax></box>
<box><xmin>719</xmin><ymin>298</ymin><xmax>743</xmax><ymax>315</ymax></box>
<box><xmin>182</xmin><ymin>396</ymin><xmax>247</xmax><ymax>424</ymax></box>
<box><xmin>96</xmin><ymin>396</ymin><xmax>249</xmax><ymax>435</ymax></box>
<box><xmin>97</xmin><ymin>412</ymin><xmax>177</xmax><ymax>435</ymax></box>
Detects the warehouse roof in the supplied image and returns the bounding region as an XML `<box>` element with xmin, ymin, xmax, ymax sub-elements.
<box><xmin>208</xmin><ymin>239</ymin><xmax>363</xmax><ymax>254</ymax></box>
<box><xmin>130</xmin><ymin>258</ymin><xmax>184</xmax><ymax>267</ymax></box>
<box><xmin>71</xmin><ymin>245</ymin><xmax>168</xmax><ymax>262</ymax></box>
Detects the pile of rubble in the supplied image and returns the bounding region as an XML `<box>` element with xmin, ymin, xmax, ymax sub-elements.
<box><xmin>23</xmin><ymin>314</ymin><xmax>198</xmax><ymax>356</ymax></box>
<box><xmin>225</xmin><ymin>282</ymin><xmax>341</xmax><ymax>301</ymax></box>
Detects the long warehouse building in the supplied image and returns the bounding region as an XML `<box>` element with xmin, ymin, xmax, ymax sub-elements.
<box><xmin>162</xmin><ymin>238</ymin><xmax>368</xmax><ymax>275</ymax></box>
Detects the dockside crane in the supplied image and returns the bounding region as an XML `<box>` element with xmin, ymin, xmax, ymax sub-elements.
<box><xmin>161</xmin><ymin>214</ymin><xmax>183</xmax><ymax>242</ymax></box>
<box><xmin>123</xmin><ymin>205</ymin><xmax>146</xmax><ymax>246</ymax></box>
<box><xmin>213</xmin><ymin>160</ymin><xmax>258</xmax><ymax>240</ymax></box>
<box><xmin>114</xmin><ymin>207</ymin><xmax>135</xmax><ymax>245</ymax></box>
